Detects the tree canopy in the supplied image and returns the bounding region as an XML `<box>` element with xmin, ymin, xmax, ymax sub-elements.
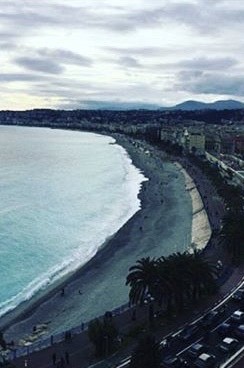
<box><xmin>126</xmin><ymin>251</ymin><xmax>217</xmax><ymax>313</ymax></box>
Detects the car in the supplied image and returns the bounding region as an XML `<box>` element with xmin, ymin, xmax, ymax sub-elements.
<box><xmin>234</xmin><ymin>324</ymin><xmax>244</xmax><ymax>339</ymax></box>
<box><xmin>216</xmin><ymin>322</ymin><xmax>234</xmax><ymax>336</ymax></box>
<box><xmin>232</xmin><ymin>289</ymin><xmax>244</xmax><ymax>301</ymax></box>
<box><xmin>194</xmin><ymin>353</ymin><xmax>217</xmax><ymax>367</ymax></box>
<box><xmin>161</xmin><ymin>355</ymin><xmax>181</xmax><ymax>367</ymax></box>
<box><xmin>218</xmin><ymin>337</ymin><xmax>239</xmax><ymax>353</ymax></box>
<box><xmin>187</xmin><ymin>343</ymin><xmax>206</xmax><ymax>358</ymax></box>
<box><xmin>178</xmin><ymin>324</ymin><xmax>199</xmax><ymax>341</ymax></box>
<box><xmin>201</xmin><ymin>311</ymin><xmax>219</xmax><ymax>327</ymax></box>
<box><xmin>179</xmin><ymin>357</ymin><xmax>192</xmax><ymax>367</ymax></box>
<box><xmin>231</xmin><ymin>310</ymin><xmax>244</xmax><ymax>323</ymax></box>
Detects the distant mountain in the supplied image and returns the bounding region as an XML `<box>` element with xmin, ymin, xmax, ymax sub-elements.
<box><xmin>165</xmin><ymin>99</ymin><xmax>244</xmax><ymax>111</ymax></box>
<box><xmin>70</xmin><ymin>99</ymin><xmax>244</xmax><ymax>111</ymax></box>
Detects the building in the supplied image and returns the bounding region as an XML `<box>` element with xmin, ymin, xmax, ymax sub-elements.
<box><xmin>184</xmin><ymin>128</ymin><xmax>205</xmax><ymax>155</ymax></box>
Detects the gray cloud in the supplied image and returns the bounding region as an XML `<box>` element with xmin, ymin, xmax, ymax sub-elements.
<box><xmin>0</xmin><ymin>73</ymin><xmax>48</xmax><ymax>82</ymax></box>
<box><xmin>176</xmin><ymin>57</ymin><xmax>238</xmax><ymax>70</ymax></box>
<box><xmin>14</xmin><ymin>56</ymin><xmax>64</xmax><ymax>74</ymax></box>
<box><xmin>12</xmin><ymin>47</ymin><xmax>93</xmax><ymax>77</ymax></box>
<box><xmin>0</xmin><ymin>1</ymin><xmax>244</xmax><ymax>39</ymax></box>
<box><xmin>30</xmin><ymin>80</ymin><xmax>93</xmax><ymax>99</ymax></box>
<box><xmin>0</xmin><ymin>2</ymin><xmax>215</xmax><ymax>36</ymax></box>
<box><xmin>57</xmin><ymin>99</ymin><xmax>161</xmax><ymax>110</ymax></box>
<box><xmin>169</xmin><ymin>2</ymin><xmax>244</xmax><ymax>34</ymax></box>
<box><xmin>156</xmin><ymin>57</ymin><xmax>239</xmax><ymax>72</ymax></box>
<box><xmin>176</xmin><ymin>71</ymin><xmax>244</xmax><ymax>96</ymax></box>
<box><xmin>37</xmin><ymin>48</ymin><xmax>93</xmax><ymax>67</ymax></box>
<box><xmin>105</xmin><ymin>46</ymin><xmax>170</xmax><ymax>57</ymax></box>
<box><xmin>117</xmin><ymin>56</ymin><xmax>141</xmax><ymax>68</ymax></box>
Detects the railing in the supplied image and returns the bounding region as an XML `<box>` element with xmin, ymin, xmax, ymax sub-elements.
<box><xmin>3</xmin><ymin>302</ymin><xmax>131</xmax><ymax>361</ymax></box>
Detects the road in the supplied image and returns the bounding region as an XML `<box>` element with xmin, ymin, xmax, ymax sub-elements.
<box><xmin>106</xmin><ymin>279</ymin><xmax>244</xmax><ymax>368</ymax></box>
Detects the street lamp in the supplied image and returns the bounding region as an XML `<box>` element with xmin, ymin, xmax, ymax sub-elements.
<box><xmin>144</xmin><ymin>293</ymin><xmax>155</xmax><ymax>324</ymax></box>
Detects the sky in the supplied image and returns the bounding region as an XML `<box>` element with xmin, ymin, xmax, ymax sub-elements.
<box><xmin>1</xmin><ymin>0</ymin><xmax>244</xmax><ymax>110</ymax></box>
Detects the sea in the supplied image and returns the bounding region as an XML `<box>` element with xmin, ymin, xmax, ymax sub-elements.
<box><xmin>0</xmin><ymin>125</ymin><xmax>147</xmax><ymax>318</ymax></box>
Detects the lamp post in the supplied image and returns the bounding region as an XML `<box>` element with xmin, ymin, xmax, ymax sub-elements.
<box><xmin>104</xmin><ymin>334</ymin><xmax>109</xmax><ymax>357</ymax></box>
<box><xmin>144</xmin><ymin>293</ymin><xmax>155</xmax><ymax>325</ymax></box>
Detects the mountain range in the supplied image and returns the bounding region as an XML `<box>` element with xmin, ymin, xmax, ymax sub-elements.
<box><xmin>80</xmin><ymin>99</ymin><xmax>244</xmax><ymax>111</ymax></box>
<box><xmin>165</xmin><ymin>99</ymin><xmax>244</xmax><ymax>111</ymax></box>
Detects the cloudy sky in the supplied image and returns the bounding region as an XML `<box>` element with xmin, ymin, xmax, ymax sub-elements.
<box><xmin>1</xmin><ymin>0</ymin><xmax>244</xmax><ymax>110</ymax></box>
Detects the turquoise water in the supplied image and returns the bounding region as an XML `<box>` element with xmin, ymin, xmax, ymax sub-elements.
<box><xmin>0</xmin><ymin>126</ymin><xmax>146</xmax><ymax>317</ymax></box>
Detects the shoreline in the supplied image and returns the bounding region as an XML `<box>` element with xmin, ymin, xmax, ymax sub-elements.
<box><xmin>1</xmin><ymin>133</ymin><xmax>194</xmax><ymax>344</ymax></box>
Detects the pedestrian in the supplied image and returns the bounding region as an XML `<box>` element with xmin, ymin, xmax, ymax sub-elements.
<box><xmin>131</xmin><ymin>309</ymin><xmax>136</xmax><ymax>321</ymax></box>
<box><xmin>52</xmin><ymin>352</ymin><xmax>56</xmax><ymax>365</ymax></box>
<box><xmin>60</xmin><ymin>356</ymin><xmax>65</xmax><ymax>368</ymax></box>
<box><xmin>65</xmin><ymin>351</ymin><xmax>70</xmax><ymax>365</ymax></box>
<box><xmin>24</xmin><ymin>359</ymin><xmax>28</xmax><ymax>367</ymax></box>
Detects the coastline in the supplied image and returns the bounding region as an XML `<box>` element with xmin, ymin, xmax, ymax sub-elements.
<box><xmin>1</xmin><ymin>133</ymin><xmax>194</xmax><ymax>345</ymax></box>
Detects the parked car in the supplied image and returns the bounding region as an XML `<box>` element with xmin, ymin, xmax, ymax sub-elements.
<box><xmin>194</xmin><ymin>353</ymin><xmax>217</xmax><ymax>367</ymax></box>
<box><xmin>187</xmin><ymin>343</ymin><xmax>206</xmax><ymax>358</ymax></box>
<box><xmin>216</xmin><ymin>322</ymin><xmax>234</xmax><ymax>336</ymax></box>
<box><xmin>179</xmin><ymin>357</ymin><xmax>192</xmax><ymax>367</ymax></box>
<box><xmin>234</xmin><ymin>324</ymin><xmax>244</xmax><ymax>339</ymax></box>
<box><xmin>201</xmin><ymin>311</ymin><xmax>219</xmax><ymax>328</ymax></box>
<box><xmin>218</xmin><ymin>337</ymin><xmax>239</xmax><ymax>353</ymax></box>
<box><xmin>231</xmin><ymin>310</ymin><xmax>244</xmax><ymax>323</ymax></box>
<box><xmin>178</xmin><ymin>324</ymin><xmax>199</xmax><ymax>341</ymax></box>
<box><xmin>232</xmin><ymin>289</ymin><xmax>244</xmax><ymax>302</ymax></box>
<box><xmin>161</xmin><ymin>355</ymin><xmax>181</xmax><ymax>367</ymax></box>
<box><xmin>232</xmin><ymin>289</ymin><xmax>244</xmax><ymax>301</ymax></box>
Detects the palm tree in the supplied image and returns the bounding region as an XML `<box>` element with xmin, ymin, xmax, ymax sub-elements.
<box><xmin>153</xmin><ymin>257</ymin><xmax>174</xmax><ymax>312</ymax></box>
<box><xmin>88</xmin><ymin>318</ymin><xmax>118</xmax><ymax>357</ymax></box>
<box><xmin>156</xmin><ymin>254</ymin><xmax>186</xmax><ymax>313</ymax></box>
<box><xmin>126</xmin><ymin>252</ymin><xmax>218</xmax><ymax>317</ymax></box>
<box><xmin>187</xmin><ymin>251</ymin><xmax>218</xmax><ymax>301</ymax></box>
<box><xmin>220</xmin><ymin>212</ymin><xmax>244</xmax><ymax>264</ymax></box>
<box><xmin>126</xmin><ymin>257</ymin><xmax>158</xmax><ymax>305</ymax></box>
<box><xmin>156</xmin><ymin>252</ymin><xmax>217</xmax><ymax>312</ymax></box>
<box><xmin>130</xmin><ymin>334</ymin><xmax>161</xmax><ymax>368</ymax></box>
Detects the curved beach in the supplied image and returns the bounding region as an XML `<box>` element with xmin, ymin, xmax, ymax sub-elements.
<box><xmin>1</xmin><ymin>134</ymin><xmax>210</xmax><ymax>345</ymax></box>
